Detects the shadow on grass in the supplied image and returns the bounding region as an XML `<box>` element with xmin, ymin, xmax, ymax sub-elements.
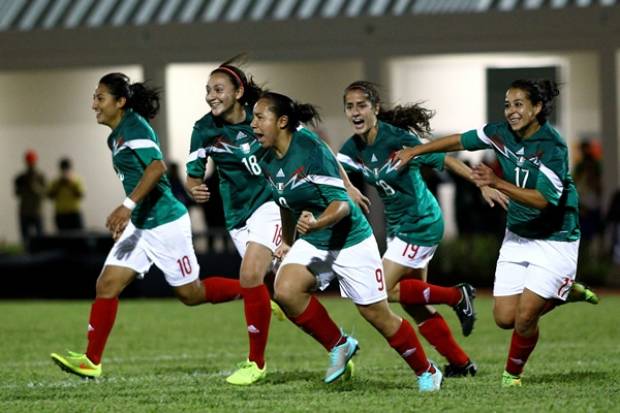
<box><xmin>263</xmin><ymin>370</ymin><xmax>413</xmax><ymax>392</ymax></box>
<box><xmin>529</xmin><ymin>370</ymin><xmax>608</xmax><ymax>385</ymax></box>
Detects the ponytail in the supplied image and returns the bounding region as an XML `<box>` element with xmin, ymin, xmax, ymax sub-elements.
<box><xmin>378</xmin><ymin>104</ymin><xmax>434</xmax><ymax>138</ymax></box>
<box><xmin>99</xmin><ymin>72</ymin><xmax>161</xmax><ymax>120</ymax></box>
<box><xmin>259</xmin><ymin>92</ymin><xmax>321</xmax><ymax>132</ymax></box>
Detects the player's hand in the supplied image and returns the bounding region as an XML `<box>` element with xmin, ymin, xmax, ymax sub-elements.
<box><xmin>274</xmin><ymin>243</ymin><xmax>290</xmax><ymax>260</ymax></box>
<box><xmin>347</xmin><ymin>185</ymin><xmax>371</xmax><ymax>214</ymax></box>
<box><xmin>393</xmin><ymin>147</ymin><xmax>419</xmax><ymax>170</ymax></box>
<box><xmin>296</xmin><ymin>211</ymin><xmax>317</xmax><ymax>235</ymax></box>
<box><xmin>471</xmin><ymin>163</ymin><xmax>499</xmax><ymax>188</ymax></box>
<box><xmin>106</xmin><ymin>205</ymin><xmax>131</xmax><ymax>240</ymax></box>
<box><xmin>480</xmin><ymin>186</ymin><xmax>509</xmax><ymax>210</ymax></box>
<box><xmin>189</xmin><ymin>184</ymin><xmax>211</xmax><ymax>203</ymax></box>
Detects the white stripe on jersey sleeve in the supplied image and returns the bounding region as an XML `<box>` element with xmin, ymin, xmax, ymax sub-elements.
<box><xmin>306</xmin><ymin>175</ymin><xmax>345</xmax><ymax>188</ymax></box>
<box><xmin>187</xmin><ymin>148</ymin><xmax>207</xmax><ymax>162</ymax></box>
<box><xmin>336</xmin><ymin>153</ymin><xmax>363</xmax><ymax>172</ymax></box>
<box><xmin>538</xmin><ymin>162</ymin><xmax>564</xmax><ymax>196</ymax></box>
<box><xmin>121</xmin><ymin>139</ymin><xmax>161</xmax><ymax>153</ymax></box>
<box><xmin>476</xmin><ymin>124</ymin><xmax>491</xmax><ymax>145</ymax></box>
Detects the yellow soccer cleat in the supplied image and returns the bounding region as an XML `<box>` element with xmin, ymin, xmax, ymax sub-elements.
<box><xmin>226</xmin><ymin>359</ymin><xmax>266</xmax><ymax>385</ymax></box>
<box><xmin>567</xmin><ymin>281</ymin><xmax>600</xmax><ymax>305</ymax></box>
<box><xmin>501</xmin><ymin>370</ymin><xmax>522</xmax><ymax>387</ymax></box>
<box><xmin>51</xmin><ymin>351</ymin><xmax>101</xmax><ymax>379</ymax></box>
<box><xmin>270</xmin><ymin>300</ymin><xmax>287</xmax><ymax>321</ymax></box>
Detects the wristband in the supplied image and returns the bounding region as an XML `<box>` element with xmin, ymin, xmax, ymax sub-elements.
<box><xmin>122</xmin><ymin>197</ymin><xmax>137</xmax><ymax>211</ymax></box>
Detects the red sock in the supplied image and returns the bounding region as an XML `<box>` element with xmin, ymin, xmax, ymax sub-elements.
<box><xmin>290</xmin><ymin>296</ymin><xmax>343</xmax><ymax>351</ymax></box>
<box><xmin>400</xmin><ymin>279</ymin><xmax>461</xmax><ymax>306</ymax></box>
<box><xmin>203</xmin><ymin>277</ymin><xmax>242</xmax><ymax>303</ymax></box>
<box><xmin>387</xmin><ymin>319</ymin><xmax>432</xmax><ymax>376</ymax></box>
<box><xmin>242</xmin><ymin>285</ymin><xmax>271</xmax><ymax>369</ymax></box>
<box><xmin>505</xmin><ymin>329</ymin><xmax>539</xmax><ymax>376</ymax></box>
<box><xmin>85</xmin><ymin>297</ymin><xmax>119</xmax><ymax>365</ymax></box>
<box><xmin>418</xmin><ymin>313</ymin><xmax>469</xmax><ymax>366</ymax></box>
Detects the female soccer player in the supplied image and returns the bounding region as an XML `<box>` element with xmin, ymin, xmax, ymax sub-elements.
<box><xmin>395</xmin><ymin>79</ymin><xmax>593</xmax><ymax>386</ymax></box>
<box><xmin>51</xmin><ymin>73</ymin><xmax>242</xmax><ymax>378</ymax></box>
<box><xmin>185</xmin><ymin>60</ymin><xmax>368</xmax><ymax>385</ymax></box>
<box><xmin>337</xmin><ymin>81</ymin><xmax>508</xmax><ymax>377</ymax></box>
<box><xmin>252</xmin><ymin>91</ymin><xmax>443</xmax><ymax>392</ymax></box>
<box><xmin>185</xmin><ymin>61</ymin><xmax>279</xmax><ymax>385</ymax></box>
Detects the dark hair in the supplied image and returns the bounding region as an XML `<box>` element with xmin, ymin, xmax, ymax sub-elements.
<box><xmin>59</xmin><ymin>157</ymin><xmax>71</xmax><ymax>171</ymax></box>
<box><xmin>99</xmin><ymin>72</ymin><xmax>161</xmax><ymax>120</ymax></box>
<box><xmin>509</xmin><ymin>79</ymin><xmax>560</xmax><ymax>124</ymax></box>
<box><xmin>259</xmin><ymin>92</ymin><xmax>321</xmax><ymax>132</ymax></box>
<box><xmin>344</xmin><ymin>80</ymin><xmax>434</xmax><ymax>138</ymax></box>
<box><xmin>210</xmin><ymin>55</ymin><xmax>263</xmax><ymax>107</ymax></box>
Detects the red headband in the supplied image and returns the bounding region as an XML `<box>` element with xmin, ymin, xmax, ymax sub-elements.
<box><xmin>216</xmin><ymin>66</ymin><xmax>244</xmax><ymax>88</ymax></box>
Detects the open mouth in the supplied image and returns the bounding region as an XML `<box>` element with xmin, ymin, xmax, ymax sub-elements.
<box><xmin>351</xmin><ymin>118</ymin><xmax>365</xmax><ymax>128</ymax></box>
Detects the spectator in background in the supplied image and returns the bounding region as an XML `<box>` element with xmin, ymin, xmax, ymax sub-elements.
<box><xmin>14</xmin><ymin>149</ymin><xmax>46</xmax><ymax>249</ymax></box>
<box><xmin>573</xmin><ymin>140</ymin><xmax>603</xmax><ymax>243</ymax></box>
<box><xmin>605</xmin><ymin>189</ymin><xmax>620</xmax><ymax>287</ymax></box>
<box><xmin>48</xmin><ymin>157</ymin><xmax>85</xmax><ymax>231</ymax></box>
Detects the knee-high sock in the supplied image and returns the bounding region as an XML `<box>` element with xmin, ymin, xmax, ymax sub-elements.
<box><xmin>418</xmin><ymin>313</ymin><xmax>469</xmax><ymax>366</ymax></box>
<box><xmin>242</xmin><ymin>285</ymin><xmax>271</xmax><ymax>369</ymax></box>
<box><xmin>387</xmin><ymin>319</ymin><xmax>433</xmax><ymax>376</ymax></box>
<box><xmin>505</xmin><ymin>329</ymin><xmax>540</xmax><ymax>376</ymax></box>
<box><xmin>86</xmin><ymin>297</ymin><xmax>119</xmax><ymax>365</ymax></box>
<box><xmin>289</xmin><ymin>295</ymin><xmax>343</xmax><ymax>351</ymax></box>
<box><xmin>399</xmin><ymin>279</ymin><xmax>461</xmax><ymax>306</ymax></box>
<box><xmin>203</xmin><ymin>277</ymin><xmax>242</xmax><ymax>303</ymax></box>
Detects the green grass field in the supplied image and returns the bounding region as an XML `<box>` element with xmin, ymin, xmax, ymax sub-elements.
<box><xmin>1</xmin><ymin>294</ymin><xmax>618</xmax><ymax>412</ymax></box>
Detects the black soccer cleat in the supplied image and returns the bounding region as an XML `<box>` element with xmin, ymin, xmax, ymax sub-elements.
<box><xmin>444</xmin><ymin>360</ymin><xmax>477</xmax><ymax>378</ymax></box>
<box><xmin>453</xmin><ymin>283</ymin><xmax>476</xmax><ymax>337</ymax></box>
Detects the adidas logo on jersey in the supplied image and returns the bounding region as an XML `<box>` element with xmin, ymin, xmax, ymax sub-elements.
<box><xmin>371</xmin><ymin>153</ymin><xmax>378</xmax><ymax>162</ymax></box>
<box><xmin>236</xmin><ymin>131</ymin><xmax>247</xmax><ymax>140</ymax></box>
<box><xmin>276</xmin><ymin>169</ymin><xmax>285</xmax><ymax>178</ymax></box>
<box><xmin>516</xmin><ymin>147</ymin><xmax>524</xmax><ymax>155</ymax></box>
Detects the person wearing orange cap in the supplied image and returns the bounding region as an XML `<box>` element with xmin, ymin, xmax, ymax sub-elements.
<box><xmin>14</xmin><ymin>149</ymin><xmax>46</xmax><ymax>250</ymax></box>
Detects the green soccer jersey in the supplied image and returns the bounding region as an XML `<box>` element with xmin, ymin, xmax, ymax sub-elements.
<box><xmin>259</xmin><ymin>128</ymin><xmax>372</xmax><ymax>250</ymax></box>
<box><xmin>107</xmin><ymin>109</ymin><xmax>186</xmax><ymax>229</ymax></box>
<box><xmin>461</xmin><ymin>122</ymin><xmax>580</xmax><ymax>241</ymax></box>
<box><xmin>186</xmin><ymin>108</ymin><xmax>273</xmax><ymax>231</ymax></box>
<box><xmin>338</xmin><ymin>121</ymin><xmax>445</xmax><ymax>246</ymax></box>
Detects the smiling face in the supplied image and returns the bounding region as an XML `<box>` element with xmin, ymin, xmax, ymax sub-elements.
<box><xmin>91</xmin><ymin>83</ymin><xmax>125</xmax><ymax>129</ymax></box>
<box><xmin>206</xmin><ymin>72</ymin><xmax>243</xmax><ymax>121</ymax></box>
<box><xmin>344</xmin><ymin>88</ymin><xmax>379</xmax><ymax>141</ymax></box>
<box><xmin>504</xmin><ymin>87</ymin><xmax>542</xmax><ymax>138</ymax></box>
<box><xmin>251</xmin><ymin>98</ymin><xmax>284</xmax><ymax>149</ymax></box>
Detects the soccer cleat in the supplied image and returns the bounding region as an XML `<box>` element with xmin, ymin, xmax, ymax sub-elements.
<box><xmin>566</xmin><ymin>281</ymin><xmax>599</xmax><ymax>305</ymax></box>
<box><xmin>341</xmin><ymin>360</ymin><xmax>355</xmax><ymax>382</ymax></box>
<box><xmin>453</xmin><ymin>283</ymin><xmax>476</xmax><ymax>337</ymax></box>
<box><xmin>324</xmin><ymin>335</ymin><xmax>359</xmax><ymax>384</ymax></box>
<box><xmin>417</xmin><ymin>361</ymin><xmax>443</xmax><ymax>392</ymax></box>
<box><xmin>501</xmin><ymin>370</ymin><xmax>522</xmax><ymax>387</ymax></box>
<box><xmin>270</xmin><ymin>300</ymin><xmax>287</xmax><ymax>321</ymax></box>
<box><xmin>50</xmin><ymin>351</ymin><xmax>101</xmax><ymax>379</ymax></box>
<box><xmin>225</xmin><ymin>359</ymin><xmax>267</xmax><ymax>385</ymax></box>
<box><xmin>443</xmin><ymin>359</ymin><xmax>478</xmax><ymax>378</ymax></box>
